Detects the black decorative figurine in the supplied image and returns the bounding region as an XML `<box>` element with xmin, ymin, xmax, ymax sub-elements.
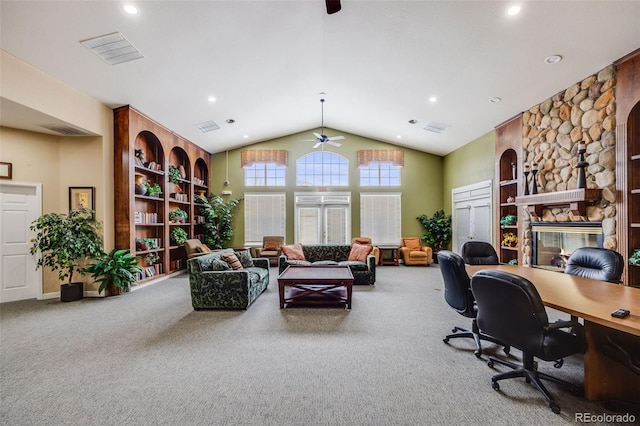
<box><xmin>530</xmin><ymin>162</ymin><xmax>538</xmax><ymax>195</ymax></box>
<box><xmin>523</xmin><ymin>163</ymin><xmax>530</xmax><ymax>196</ymax></box>
<box><xmin>576</xmin><ymin>142</ymin><xmax>587</xmax><ymax>189</ymax></box>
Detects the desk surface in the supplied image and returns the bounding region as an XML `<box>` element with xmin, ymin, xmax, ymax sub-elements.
<box><xmin>465</xmin><ymin>264</ymin><xmax>640</xmax><ymax>337</ymax></box>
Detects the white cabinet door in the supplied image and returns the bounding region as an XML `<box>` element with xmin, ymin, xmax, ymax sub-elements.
<box><xmin>452</xmin><ymin>181</ymin><xmax>492</xmax><ymax>253</ymax></box>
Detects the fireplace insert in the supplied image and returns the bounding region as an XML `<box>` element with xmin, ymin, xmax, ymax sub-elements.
<box><xmin>531</xmin><ymin>222</ymin><xmax>603</xmax><ymax>271</ymax></box>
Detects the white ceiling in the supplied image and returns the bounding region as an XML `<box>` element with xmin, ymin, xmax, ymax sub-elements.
<box><xmin>1</xmin><ymin>1</ymin><xmax>639</xmax><ymax>156</ymax></box>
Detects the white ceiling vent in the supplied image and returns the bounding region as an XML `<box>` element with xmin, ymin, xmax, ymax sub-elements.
<box><xmin>424</xmin><ymin>121</ymin><xmax>451</xmax><ymax>134</ymax></box>
<box><xmin>80</xmin><ymin>32</ymin><xmax>144</xmax><ymax>65</ymax></box>
<box><xmin>195</xmin><ymin>120</ymin><xmax>220</xmax><ymax>133</ymax></box>
<box><xmin>40</xmin><ymin>124</ymin><xmax>93</xmax><ymax>136</ymax></box>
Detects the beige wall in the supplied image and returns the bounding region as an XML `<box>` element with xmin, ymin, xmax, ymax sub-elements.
<box><xmin>210</xmin><ymin>129</ymin><xmax>444</xmax><ymax>247</ymax></box>
<box><xmin>0</xmin><ymin>50</ymin><xmax>114</xmax><ymax>295</ymax></box>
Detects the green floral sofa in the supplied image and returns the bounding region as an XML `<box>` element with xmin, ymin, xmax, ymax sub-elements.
<box><xmin>278</xmin><ymin>244</ymin><xmax>376</xmax><ymax>285</ymax></box>
<box><xmin>187</xmin><ymin>248</ymin><xmax>270</xmax><ymax>310</ymax></box>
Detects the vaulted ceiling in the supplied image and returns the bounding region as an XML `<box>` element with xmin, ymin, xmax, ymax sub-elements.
<box><xmin>1</xmin><ymin>1</ymin><xmax>638</xmax><ymax>156</ymax></box>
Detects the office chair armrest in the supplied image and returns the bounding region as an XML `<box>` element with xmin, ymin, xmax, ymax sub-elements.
<box><xmin>546</xmin><ymin>320</ymin><xmax>576</xmax><ymax>330</ymax></box>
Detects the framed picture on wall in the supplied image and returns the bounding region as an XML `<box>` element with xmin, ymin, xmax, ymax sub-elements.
<box><xmin>69</xmin><ymin>187</ymin><xmax>95</xmax><ymax>217</ymax></box>
<box><xmin>0</xmin><ymin>162</ymin><xmax>12</xmax><ymax>179</ymax></box>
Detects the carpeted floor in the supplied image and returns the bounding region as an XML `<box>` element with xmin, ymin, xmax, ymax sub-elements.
<box><xmin>0</xmin><ymin>265</ymin><xmax>619</xmax><ymax>425</ymax></box>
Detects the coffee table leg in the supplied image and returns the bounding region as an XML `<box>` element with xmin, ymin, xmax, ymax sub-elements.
<box><xmin>346</xmin><ymin>281</ymin><xmax>352</xmax><ymax>309</ymax></box>
<box><xmin>279</xmin><ymin>280</ymin><xmax>285</xmax><ymax>308</ymax></box>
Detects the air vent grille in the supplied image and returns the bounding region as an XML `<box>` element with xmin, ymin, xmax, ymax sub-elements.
<box><xmin>41</xmin><ymin>124</ymin><xmax>93</xmax><ymax>136</ymax></box>
<box><xmin>424</xmin><ymin>121</ymin><xmax>451</xmax><ymax>134</ymax></box>
<box><xmin>80</xmin><ymin>32</ymin><xmax>144</xmax><ymax>65</ymax></box>
<box><xmin>195</xmin><ymin>120</ymin><xmax>220</xmax><ymax>133</ymax></box>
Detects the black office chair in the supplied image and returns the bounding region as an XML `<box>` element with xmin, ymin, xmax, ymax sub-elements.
<box><xmin>564</xmin><ymin>247</ymin><xmax>624</xmax><ymax>283</ymax></box>
<box><xmin>600</xmin><ymin>330</ymin><xmax>640</xmax><ymax>414</ymax></box>
<box><xmin>471</xmin><ymin>269</ymin><xmax>585</xmax><ymax>414</ymax></box>
<box><xmin>461</xmin><ymin>241</ymin><xmax>499</xmax><ymax>265</ymax></box>
<box><xmin>437</xmin><ymin>250</ymin><xmax>509</xmax><ymax>358</ymax></box>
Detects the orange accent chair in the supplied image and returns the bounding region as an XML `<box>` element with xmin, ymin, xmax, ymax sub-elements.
<box><xmin>351</xmin><ymin>237</ymin><xmax>380</xmax><ymax>265</ymax></box>
<box><xmin>184</xmin><ymin>239</ymin><xmax>211</xmax><ymax>259</ymax></box>
<box><xmin>255</xmin><ymin>236</ymin><xmax>285</xmax><ymax>266</ymax></box>
<box><xmin>399</xmin><ymin>237</ymin><xmax>433</xmax><ymax>266</ymax></box>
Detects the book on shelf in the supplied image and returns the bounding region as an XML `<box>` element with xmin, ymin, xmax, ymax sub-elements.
<box><xmin>134</xmin><ymin>211</ymin><xmax>159</xmax><ymax>224</ymax></box>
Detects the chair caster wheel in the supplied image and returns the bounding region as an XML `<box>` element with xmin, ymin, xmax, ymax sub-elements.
<box><xmin>492</xmin><ymin>381</ymin><xmax>500</xmax><ymax>391</ymax></box>
<box><xmin>487</xmin><ymin>359</ymin><xmax>494</xmax><ymax>368</ymax></box>
<box><xmin>503</xmin><ymin>346</ymin><xmax>510</xmax><ymax>355</ymax></box>
<box><xmin>451</xmin><ymin>328</ymin><xmax>458</xmax><ymax>333</ymax></box>
<box><xmin>443</xmin><ymin>338</ymin><xmax>449</xmax><ymax>343</ymax></box>
<box><xmin>550</xmin><ymin>403</ymin><xmax>561</xmax><ymax>414</ymax></box>
<box><xmin>554</xmin><ymin>359</ymin><xmax>564</xmax><ymax>368</ymax></box>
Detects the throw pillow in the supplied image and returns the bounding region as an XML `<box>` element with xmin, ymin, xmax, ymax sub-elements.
<box><xmin>354</xmin><ymin>238</ymin><xmax>371</xmax><ymax>245</ymax></box>
<box><xmin>264</xmin><ymin>240</ymin><xmax>279</xmax><ymax>251</ymax></box>
<box><xmin>281</xmin><ymin>243</ymin><xmax>306</xmax><ymax>260</ymax></box>
<box><xmin>210</xmin><ymin>259</ymin><xmax>231</xmax><ymax>271</ymax></box>
<box><xmin>348</xmin><ymin>243</ymin><xmax>373</xmax><ymax>262</ymax></box>
<box><xmin>198</xmin><ymin>244</ymin><xmax>212</xmax><ymax>253</ymax></box>
<box><xmin>403</xmin><ymin>238</ymin><xmax>421</xmax><ymax>251</ymax></box>
<box><xmin>221</xmin><ymin>252</ymin><xmax>243</xmax><ymax>270</ymax></box>
<box><xmin>235</xmin><ymin>249</ymin><xmax>254</xmax><ymax>268</ymax></box>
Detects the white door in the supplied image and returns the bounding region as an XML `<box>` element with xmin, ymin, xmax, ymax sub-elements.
<box><xmin>0</xmin><ymin>182</ymin><xmax>42</xmax><ymax>302</ymax></box>
<box><xmin>295</xmin><ymin>192</ymin><xmax>351</xmax><ymax>245</ymax></box>
<box><xmin>452</xmin><ymin>180</ymin><xmax>493</xmax><ymax>253</ymax></box>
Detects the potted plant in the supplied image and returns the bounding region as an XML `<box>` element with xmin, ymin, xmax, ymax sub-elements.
<box><xmin>629</xmin><ymin>249</ymin><xmax>640</xmax><ymax>265</ymax></box>
<box><xmin>500</xmin><ymin>214</ymin><xmax>517</xmax><ymax>228</ymax></box>
<box><xmin>29</xmin><ymin>208</ymin><xmax>104</xmax><ymax>302</ymax></box>
<box><xmin>135</xmin><ymin>238</ymin><xmax>156</xmax><ymax>251</ymax></box>
<box><xmin>501</xmin><ymin>232</ymin><xmax>518</xmax><ymax>247</ymax></box>
<box><xmin>144</xmin><ymin>182</ymin><xmax>163</xmax><ymax>197</ymax></box>
<box><xmin>195</xmin><ymin>193</ymin><xmax>242</xmax><ymax>249</ymax></box>
<box><xmin>171</xmin><ymin>227</ymin><xmax>188</xmax><ymax>246</ymax></box>
<box><xmin>84</xmin><ymin>249</ymin><xmax>143</xmax><ymax>296</ymax></box>
<box><xmin>417</xmin><ymin>210</ymin><xmax>452</xmax><ymax>261</ymax></box>
<box><xmin>168</xmin><ymin>165</ymin><xmax>183</xmax><ymax>184</ymax></box>
<box><xmin>169</xmin><ymin>208</ymin><xmax>188</xmax><ymax>223</ymax></box>
<box><xmin>145</xmin><ymin>252</ymin><xmax>159</xmax><ymax>265</ymax></box>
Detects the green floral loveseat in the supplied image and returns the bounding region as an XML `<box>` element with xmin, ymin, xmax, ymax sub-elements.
<box><xmin>278</xmin><ymin>244</ymin><xmax>376</xmax><ymax>285</ymax></box>
<box><xmin>187</xmin><ymin>248</ymin><xmax>270</xmax><ymax>310</ymax></box>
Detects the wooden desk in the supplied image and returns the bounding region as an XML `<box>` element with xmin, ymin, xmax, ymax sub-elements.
<box><xmin>466</xmin><ymin>264</ymin><xmax>640</xmax><ymax>402</ymax></box>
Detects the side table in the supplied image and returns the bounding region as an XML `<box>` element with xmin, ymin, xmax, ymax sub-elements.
<box><xmin>378</xmin><ymin>245</ymin><xmax>400</xmax><ymax>266</ymax></box>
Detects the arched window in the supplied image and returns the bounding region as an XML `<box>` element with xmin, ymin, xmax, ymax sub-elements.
<box><xmin>296</xmin><ymin>152</ymin><xmax>348</xmax><ymax>186</ymax></box>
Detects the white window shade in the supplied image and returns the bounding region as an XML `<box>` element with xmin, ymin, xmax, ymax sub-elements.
<box><xmin>361</xmin><ymin>193</ymin><xmax>401</xmax><ymax>245</ymax></box>
<box><xmin>244</xmin><ymin>193</ymin><xmax>286</xmax><ymax>246</ymax></box>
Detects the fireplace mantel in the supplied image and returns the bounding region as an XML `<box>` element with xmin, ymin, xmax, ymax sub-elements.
<box><xmin>515</xmin><ymin>188</ymin><xmax>602</xmax><ymax>216</ymax></box>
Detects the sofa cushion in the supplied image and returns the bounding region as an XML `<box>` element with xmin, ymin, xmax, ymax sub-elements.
<box><xmin>235</xmin><ymin>249</ymin><xmax>254</xmax><ymax>268</ymax></box>
<box><xmin>348</xmin><ymin>243</ymin><xmax>373</xmax><ymax>262</ymax></box>
<box><xmin>313</xmin><ymin>260</ymin><xmax>339</xmax><ymax>266</ymax></box>
<box><xmin>287</xmin><ymin>259</ymin><xmax>312</xmax><ymax>267</ymax></box>
<box><xmin>281</xmin><ymin>243</ymin><xmax>306</xmax><ymax>260</ymax></box>
<box><xmin>246</xmin><ymin>266</ymin><xmax>269</xmax><ymax>284</ymax></box>
<box><xmin>403</xmin><ymin>238</ymin><xmax>421</xmax><ymax>250</ymax></box>
<box><xmin>338</xmin><ymin>260</ymin><xmax>369</xmax><ymax>271</ymax></box>
<box><xmin>221</xmin><ymin>252</ymin><xmax>243</xmax><ymax>270</ymax></box>
<box><xmin>210</xmin><ymin>259</ymin><xmax>232</xmax><ymax>271</ymax></box>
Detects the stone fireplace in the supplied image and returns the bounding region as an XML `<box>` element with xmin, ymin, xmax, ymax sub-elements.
<box><xmin>531</xmin><ymin>222</ymin><xmax>603</xmax><ymax>271</ymax></box>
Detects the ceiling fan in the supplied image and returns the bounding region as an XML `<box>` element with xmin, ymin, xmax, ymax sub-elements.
<box><xmin>326</xmin><ymin>0</ymin><xmax>341</xmax><ymax>14</ymax></box>
<box><xmin>303</xmin><ymin>98</ymin><xmax>345</xmax><ymax>149</ymax></box>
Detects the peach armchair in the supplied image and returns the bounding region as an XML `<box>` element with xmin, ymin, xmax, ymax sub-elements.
<box><xmin>399</xmin><ymin>237</ymin><xmax>433</xmax><ymax>266</ymax></box>
<box><xmin>255</xmin><ymin>236</ymin><xmax>285</xmax><ymax>266</ymax></box>
<box><xmin>351</xmin><ymin>237</ymin><xmax>380</xmax><ymax>265</ymax></box>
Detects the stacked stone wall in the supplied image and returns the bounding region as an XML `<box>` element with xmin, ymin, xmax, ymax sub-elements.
<box><xmin>521</xmin><ymin>65</ymin><xmax>617</xmax><ymax>265</ymax></box>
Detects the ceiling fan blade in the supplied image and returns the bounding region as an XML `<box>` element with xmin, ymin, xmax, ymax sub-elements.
<box><xmin>313</xmin><ymin>142</ymin><xmax>322</xmax><ymax>149</ymax></box>
<box><xmin>326</xmin><ymin>0</ymin><xmax>341</xmax><ymax>14</ymax></box>
<box><xmin>300</xmin><ymin>139</ymin><xmax>317</xmax><ymax>142</ymax></box>
<box><xmin>313</xmin><ymin>132</ymin><xmax>323</xmax><ymax>140</ymax></box>
<box><xmin>327</xmin><ymin>141</ymin><xmax>342</xmax><ymax>147</ymax></box>
<box><xmin>328</xmin><ymin>135</ymin><xmax>344</xmax><ymax>141</ymax></box>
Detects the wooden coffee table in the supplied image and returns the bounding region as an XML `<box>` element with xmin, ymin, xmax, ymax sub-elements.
<box><xmin>278</xmin><ymin>265</ymin><xmax>354</xmax><ymax>309</ymax></box>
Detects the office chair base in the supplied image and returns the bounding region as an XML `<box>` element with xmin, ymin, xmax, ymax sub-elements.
<box><xmin>487</xmin><ymin>356</ymin><xmax>582</xmax><ymax>414</ymax></box>
<box><xmin>443</xmin><ymin>326</ymin><xmax>510</xmax><ymax>358</ymax></box>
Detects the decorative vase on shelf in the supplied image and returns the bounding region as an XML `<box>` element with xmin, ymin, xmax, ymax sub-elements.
<box><xmin>511</xmin><ymin>163</ymin><xmax>517</xmax><ymax>181</ymax></box>
<box><xmin>134</xmin><ymin>174</ymin><xmax>147</xmax><ymax>195</ymax></box>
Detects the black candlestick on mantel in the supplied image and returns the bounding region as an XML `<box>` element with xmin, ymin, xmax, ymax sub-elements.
<box><xmin>530</xmin><ymin>163</ymin><xmax>538</xmax><ymax>195</ymax></box>
<box><xmin>576</xmin><ymin>144</ymin><xmax>588</xmax><ymax>189</ymax></box>
<box><xmin>523</xmin><ymin>170</ymin><xmax>530</xmax><ymax>196</ymax></box>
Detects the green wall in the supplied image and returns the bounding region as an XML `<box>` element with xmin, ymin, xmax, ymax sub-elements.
<box><xmin>209</xmin><ymin>128</ymin><xmax>443</xmax><ymax>247</ymax></box>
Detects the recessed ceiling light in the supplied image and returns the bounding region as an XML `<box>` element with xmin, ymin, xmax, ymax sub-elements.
<box><xmin>429</xmin><ymin>96</ymin><xmax>437</xmax><ymax>103</ymax></box>
<box><xmin>544</xmin><ymin>55</ymin><xmax>563</xmax><ymax>64</ymax></box>
<box><xmin>123</xmin><ymin>4</ymin><xmax>138</xmax><ymax>15</ymax></box>
<box><xmin>243</xmin><ymin>135</ymin><xmax>249</xmax><ymax>139</ymax></box>
<box><xmin>396</xmin><ymin>135</ymin><xmax>402</xmax><ymax>139</ymax></box>
<box><xmin>225</xmin><ymin>119</ymin><xmax>235</xmax><ymax>124</ymax></box>
<box><xmin>208</xmin><ymin>96</ymin><xmax>216</xmax><ymax>103</ymax></box>
<box><xmin>490</xmin><ymin>97</ymin><xmax>502</xmax><ymax>103</ymax></box>
<box><xmin>507</xmin><ymin>5</ymin><xmax>521</xmax><ymax>16</ymax></box>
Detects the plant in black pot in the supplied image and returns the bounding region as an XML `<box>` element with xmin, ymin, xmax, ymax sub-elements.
<box><xmin>417</xmin><ymin>209</ymin><xmax>452</xmax><ymax>262</ymax></box>
<box><xmin>169</xmin><ymin>208</ymin><xmax>188</xmax><ymax>223</ymax></box>
<box><xmin>29</xmin><ymin>208</ymin><xmax>104</xmax><ymax>302</ymax></box>
<box><xmin>84</xmin><ymin>249</ymin><xmax>143</xmax><ymax>296</ymax></box>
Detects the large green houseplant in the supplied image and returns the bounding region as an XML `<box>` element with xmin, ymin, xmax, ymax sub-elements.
<box><xmin>417</xmin><ymin>210</ymin><xmax>452</xmax><ymax>261</ymax></box>
<box><xmin>30</xmin><ymin>208</ymin><xmax>104</xmax><ymax>301</ymax></box>
<box><xmin>84</xmin><ymin>249</ymin><xmax>143</xmax><ymax>295</ymax></box>
<box><xmin>195</xmin><ymin>193</ymin><xmax>242</xmax><ymax>249</ymax></box>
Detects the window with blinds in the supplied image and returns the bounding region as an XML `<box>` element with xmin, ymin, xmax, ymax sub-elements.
<box><xmin>244</xmin><ymin>193</ymin><xmax>286</xmax><ymax>245</ymax></box>
<box><xmin>360</xmin><ymin>193</ymin><xmax>401</xmax><ymax>245</ymax></box>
